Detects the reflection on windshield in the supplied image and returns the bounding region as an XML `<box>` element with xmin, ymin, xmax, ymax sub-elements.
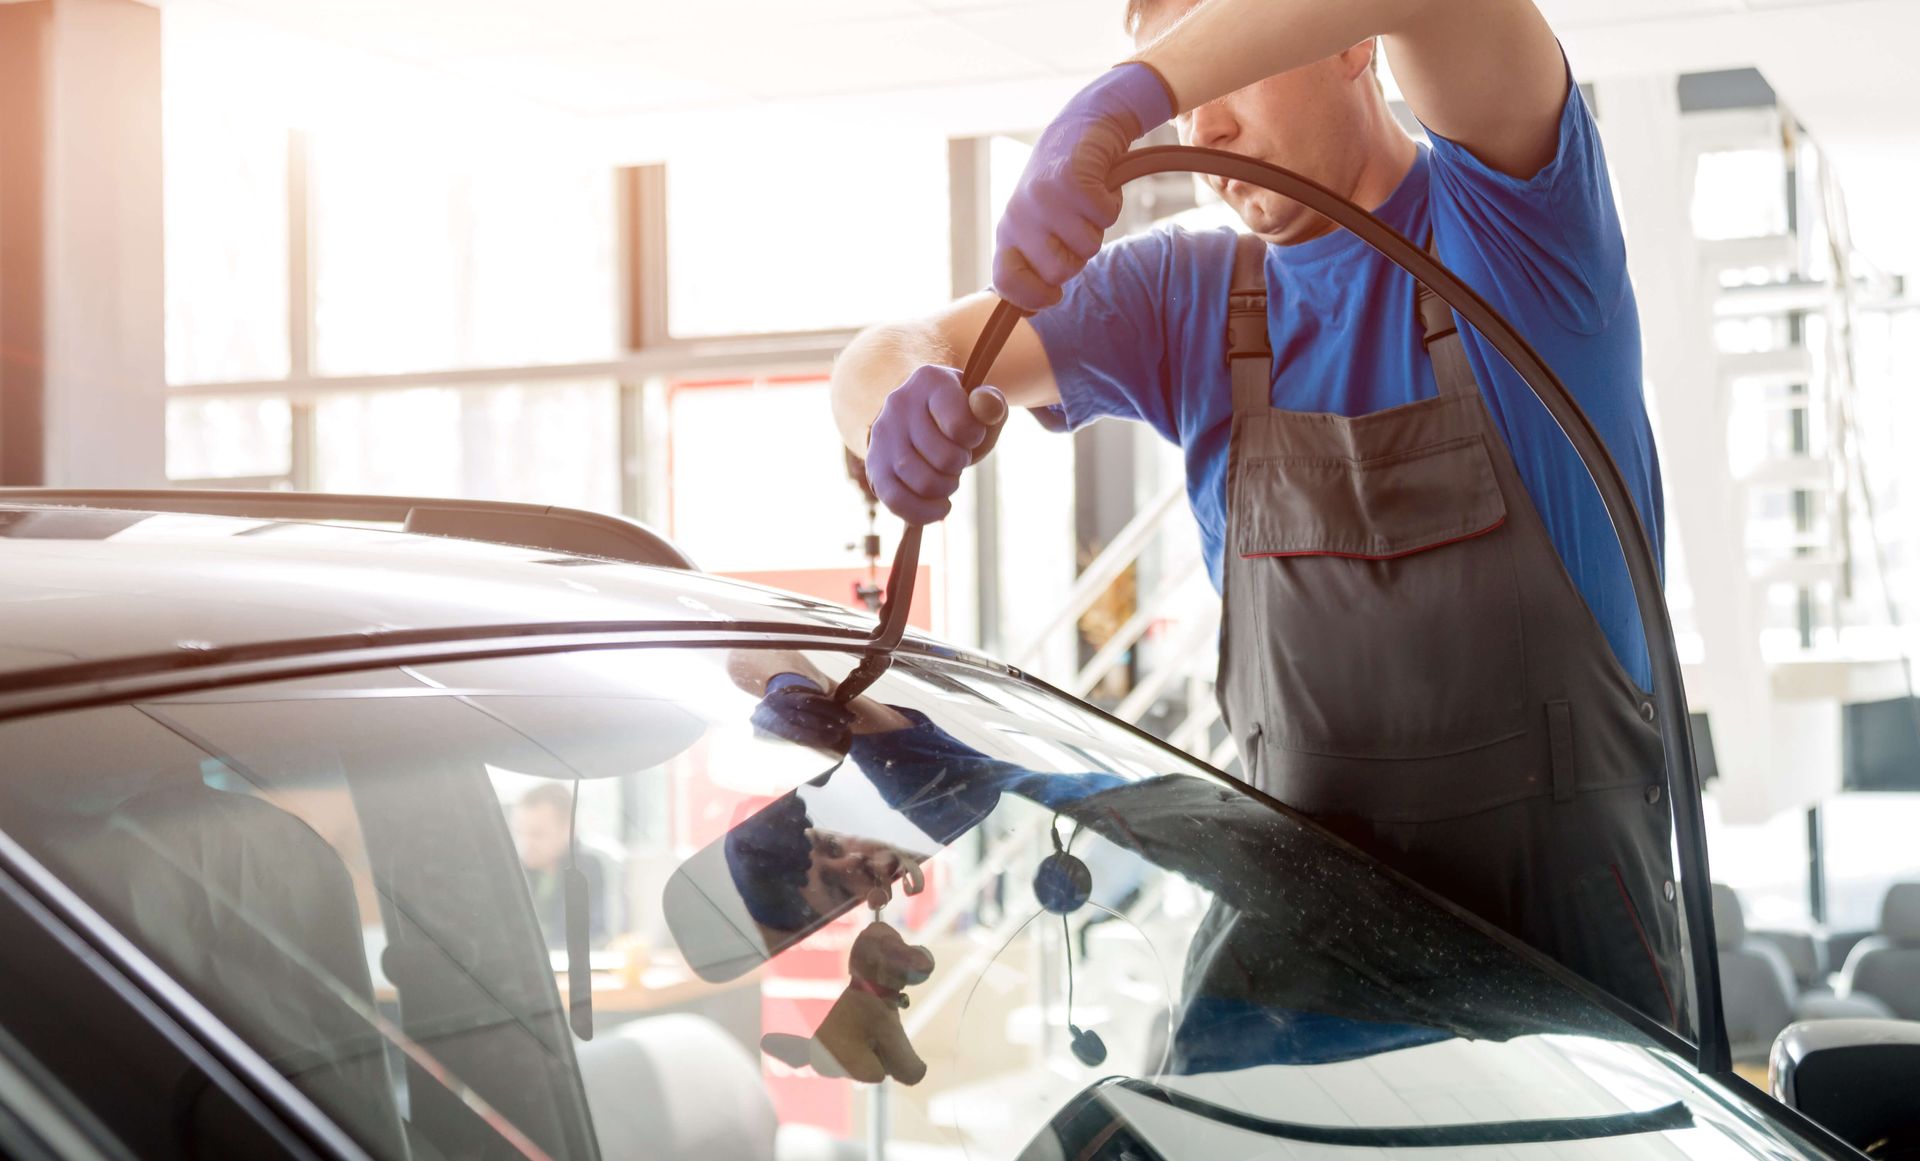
<box><xmin>0</xmin><ymin>645</ymin><xmax>1800</xmax><ymax>1161</ymax></box>
<box><xmin>662</xmin><ymin>651</ymin><xmax>1650</xmax><ymax>1110</ymax></box>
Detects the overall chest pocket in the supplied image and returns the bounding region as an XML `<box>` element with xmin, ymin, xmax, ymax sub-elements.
<box><xmin>1228</xmin><ymin>433</ymin><xmax>1528</xmax><ymax>760</ymax></box>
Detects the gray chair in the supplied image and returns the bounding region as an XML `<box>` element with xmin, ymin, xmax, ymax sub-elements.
<box><xmin>60</xmin><ymin>783</ymin><xmax>408</xmax><ymax>1158</ymax></box>
<box><xmin>575</xmin><ymin>1013</ymin><xmax>863</xmax><ymax>1161</ymax></box>
<box><xmin>1837</xmin><ymin>882</ymin><xmax>1920</xmax><ymax>1020</ymax></box>
<box><xmin>1712</xmin><ymin>883</ymin><xmax>1798</xmax><ymax>1063</ymax></box>
<box><xmin>1747</xmin><ymin>927</ymin><xmax>1825</xmax><ymax>992</ymax></box>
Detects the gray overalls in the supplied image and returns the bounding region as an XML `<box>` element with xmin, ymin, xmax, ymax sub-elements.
<box><xmin>1213</xmin><ymin>235</ymin><xmax>1687</xmax><ymax>1028</ymax></box>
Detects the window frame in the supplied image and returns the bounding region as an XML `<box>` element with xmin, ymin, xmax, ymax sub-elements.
<box><xmin>163</xmin><ymin>134</ymin><xmax>988</xmax><ymax>523</ymax></box>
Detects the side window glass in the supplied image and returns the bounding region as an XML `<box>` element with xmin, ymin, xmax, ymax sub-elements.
<box><xmin>0</xmin><ymin>695</ymin><xmax>599</xmax><ymax>1161</ymax></box>
<box><xmin>0</xmin><ymin>873</ymin><xmax>305</xmax><ymax>1160</ymax></box>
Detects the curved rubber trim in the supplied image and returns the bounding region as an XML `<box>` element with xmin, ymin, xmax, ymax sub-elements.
<box><xmin>1108</xmin><ymin>1077</ymin><xmax>1693</xmax><ymax>1147</ymax></box>
<box><xmin>853</xmin><ymin>147</ymin><xmax>1722</xmax><ymax>1072</ymax></box>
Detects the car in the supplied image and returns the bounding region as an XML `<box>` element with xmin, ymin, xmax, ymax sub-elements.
<box><xmin>0</xmin><ymin>487</ymin><xmax>1905</xmax><ymax>1161</ymax></box>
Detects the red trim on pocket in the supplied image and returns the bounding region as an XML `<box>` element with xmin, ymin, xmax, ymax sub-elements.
<box><xmin>1611</xmin><ymin>863</ymin><xmax>1677</xmax><ymax>1027</ymax></box>
<box><xmin>1240</xmin><ymin>517</ymin><xmax>1506</xmax><ymax>562</ymax></box>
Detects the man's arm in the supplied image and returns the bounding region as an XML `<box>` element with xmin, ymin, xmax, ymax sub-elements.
<box><xmin>1138</xmin><ymin>0</ymin><xmax>1567</xmax><ymax>180</ymax></box>
<box><xmin>829</xmin><ymin>291</ymin><xmax>1062</xmax><ymax>459</ymax></box>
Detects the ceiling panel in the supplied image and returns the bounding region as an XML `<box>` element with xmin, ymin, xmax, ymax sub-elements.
<box><xmin>498</xmin><ymin>0</ymin><xmax>921</xmax><ymax>51</ymax></box>
<box><xmin>195</xmin><ymin>0</ymin><xmax>580</xmax><ymax>59</ymax></box>
<box><xmin>947</xmin><ymin>0</ymin><xmax>1135</xmax><ymax>74</ymax></box>
<box><xmin>1538</xmin><ymin>0</ymin><xmax>1745</xmax><ymax>26</ymax></box>
<box><xmin>440</xmin><ymin>40</ymin><xmax>754</xmax><ymax>114</ymax></box>
<box><xmin>687</xmin><ymin>15</ymin><xmax>1042</xmax><ymax>101</ymax></box>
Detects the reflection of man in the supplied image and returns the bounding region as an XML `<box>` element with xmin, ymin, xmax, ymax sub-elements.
<box><xmin>723</xmin><ymin>651</ymin><xmax>1123</xmax><ymax>941</ymax></box>
<box><xmin>725</xmin><ymin>793</ymin><xmax>926</xmax><ymax>935</ymax></box>
<box><xmin>512</xmin><ymin>784</ymin><xmax>610</xmax><ymax>950</ymax></box>
<box><xmin>715</xmin><ymin>653</ymin><xmax>1625</xmax><ymax>1078</ymax></box>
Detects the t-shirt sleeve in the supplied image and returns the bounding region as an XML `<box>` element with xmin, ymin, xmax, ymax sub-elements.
<box><xmin>1026</xmin><ymin>230</ymin><xmax>1181</xmax><ymax>442</ymax></box>
<box><xmin>1420</xmin><ymin>55</ymin><xmax>1628</xmax><ymax>336</ymax></box>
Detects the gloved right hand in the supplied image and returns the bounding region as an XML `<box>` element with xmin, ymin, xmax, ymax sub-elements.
<box><xmin>865</xmin><ymin>366</ymin><xmax>1007</xmax><ymax>525</ymax></box>
<box><xmin>753</xmin><ymin>672</ymin><xmax>855</xmax><ymax>753</ymax></box>
<box><xmin>992</xmin><ymin>61</ymin><xmax>1176</xmax><ymax>312</ymax></box>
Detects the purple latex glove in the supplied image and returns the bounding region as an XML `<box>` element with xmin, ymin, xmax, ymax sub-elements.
<box><xmin>993</xmin><ymin>62</ymin><xmax>1176</xmax><ymax>312</ymax></box>
<box><xmin>753</xmin><ymin>672</ymin><xmax>855</xmax><ymax>753</ymax></box>
<box><xmin>866</xmin><ymin>366</ymin><xmax>1008</xmax><ymax>525</ymax></box>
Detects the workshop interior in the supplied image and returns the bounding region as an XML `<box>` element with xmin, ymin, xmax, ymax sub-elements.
<box><xmin>1</xmin><ymin>0</ymin><xmax>1918</xmax><ymax>1158</ymax></box>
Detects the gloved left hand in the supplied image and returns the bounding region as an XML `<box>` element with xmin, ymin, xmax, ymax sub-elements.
<box><xmin>993</xmin><ymin>61</ymin><xmax>1176</xmax><ymax>312</ymax></box>
<box><xmin>752</xmin><ymin>673</ymin><xmax>855</xmax><ymax>753</ymax></box>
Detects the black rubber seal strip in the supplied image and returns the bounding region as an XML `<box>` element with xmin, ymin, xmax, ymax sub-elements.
<box><xmin>1108</xmin><ymin>1077</ymin><xmax>1693</xmax><ymax>1148</ymax></box>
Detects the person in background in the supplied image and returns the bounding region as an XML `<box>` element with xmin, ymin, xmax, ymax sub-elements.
<box><xmin>512</xmin><ymin>783</ymin><xmax>613</xmax><ymax>950</ymax></box>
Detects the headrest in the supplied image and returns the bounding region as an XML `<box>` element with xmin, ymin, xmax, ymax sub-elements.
<box><xmin>1711</xmin><ymin>882</ymin><xmax>1746</xmax><ymax>950</ymax></box>
<box><xmin>1881</xmin><ymin>882</ymin><xmax>1920</xmax><ymax>944</ymax></box>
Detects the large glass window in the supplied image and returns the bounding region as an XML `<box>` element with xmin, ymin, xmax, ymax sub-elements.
<box><xmin>1701</xmin><ymin>796</ymin><xmax>1811</xmax><ymax>929</ymax></box>
<box><xmin>1691</xmin><ymin>149</ymin><xmax>1789</xmax><ymax>242</ymax></box>
<box><xmin>666</xmin><ymin>377</ymin><xmax>877</xmax><ymax>571</ymax></box>
<box><xmin>310</xmin><ymin>136</ymin><xmax>620</xmax><ymax>376</ymax></box>
<box><xmin>1821</xmin><ymin>793</ymin><xmax>1920</xmax><ymax>932</ymax></box>
<box><xmin>165</xmin><ymin>396</ymin><xmax>293</xmax><ymax>483</ymax></box>
<box><xmin>0</xmin><ymin>644</ymin><xmax>1791</xmax><ymax>1161</ymax></box>
<box><xmin>666</xmin><ymin>135</ymin><xmax>950</xmax><ymax>337</ymax></box>
<box><xmin>312</xmin><ymin>380</ymin><xmax>620</xmax><ymax>510</ymax></box>
<box><xmin>161</xmin><ymin>77</ymin><xmax>290</xmax><ymax>385</ymax></box>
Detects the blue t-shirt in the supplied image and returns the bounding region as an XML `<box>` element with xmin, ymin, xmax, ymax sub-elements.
<box><xmin>1029</xmin><ymin>86</ymin><xmax>1661</xmax><ymax>688</ymax></box>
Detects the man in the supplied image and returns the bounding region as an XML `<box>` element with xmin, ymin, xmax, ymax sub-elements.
<box><xmin>830</xmin><ymin>0</ymin><xmax>1685</xmax><ymax>1025</ymax></box>
<box><xmin>511</xmin><ymin>783</ymin><xmax>612</xmax><ymax>950</ymax></box>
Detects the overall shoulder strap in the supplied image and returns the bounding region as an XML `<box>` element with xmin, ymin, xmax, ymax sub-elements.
<box><xmin>1414</xmin><ymin>237</ymin><xmax>1478</xmax><ymax>400</ymax></box>
<box><xmin>1227</xmin><ymin>232</ymin><xmax>1273</xmax><ymax>414</ymax></box>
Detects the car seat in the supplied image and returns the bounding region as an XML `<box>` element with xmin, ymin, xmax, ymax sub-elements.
<box><xmin>574</xmin><ymin>1013</ymin><xmax>861</xmax><ymax>1161</ymax></box>
<box><xmin>56</xmin><ymin>782</ymin><xmax>407</xmax><ymax>1158</ymax></box>
<box><xmin>1712</xmin><ymin>884</ymin><xmax>1797</xmax><ymax>1063</ymax></box>
<box><xmin>1837</xmin><ymin>882</ymin><xmax>1920</xmax><ymax>1020</ymax></box>
<box><xmin>1745</xmin><ymin>927</ymin><xmax>1824</xmax><ymax>992</ymax></box>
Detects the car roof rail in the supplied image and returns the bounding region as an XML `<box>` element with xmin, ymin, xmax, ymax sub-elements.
<box><xmin>0</xmin><ymin>488</ymin><xmax>699</xmax><ymax>571</ymax></box>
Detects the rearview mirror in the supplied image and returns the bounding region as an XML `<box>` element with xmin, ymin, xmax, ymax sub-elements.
<box><xmin>663</xmin><ymin>769</ymin><xmax>946</xmax><ymax>982</ymax></box>
<box><xmin>1771</xmin><ymin>1018</ymin><xmax>1920</xmax><ymax>1154</ymax></box>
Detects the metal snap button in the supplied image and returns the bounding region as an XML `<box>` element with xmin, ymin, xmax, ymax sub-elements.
<box><xmin>1638</xmin><ymin>701</ymin><xmax>1656</xmax><ymax>723</ymax></box>
<box><xmin>1663</xmin><ymin>880</ymin><xmax>1676</xmax><ymax>902</ymax></box>
<box><xmin>1644</xmin><ymin>785</ymin><xmax>1662</xmax><ymax>805</ymax></box>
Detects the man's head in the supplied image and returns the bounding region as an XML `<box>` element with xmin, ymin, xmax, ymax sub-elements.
<box><xmin>512</xmin><ymin>783</ymin><xmax>575</xmax><ymax>873</ymax></box>
<box><xmin>1124</xmin><ymin>0</ymin><xmax>1401</xmax><ymax>243</ymax></box>
<box><xmin>725</xmin><ymin>792</ymin><xmax>922</xmax><ymax>934</ymax></box>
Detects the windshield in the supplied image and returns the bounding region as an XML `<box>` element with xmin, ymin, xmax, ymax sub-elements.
<box><xmin>0</xmin><ymin>644</ymin><xmax>1817</xmax><ymax>1161</ymax></box>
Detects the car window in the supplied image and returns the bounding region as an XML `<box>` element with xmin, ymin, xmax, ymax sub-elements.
<box><xmin>0</xmin><ymin>645</ymin><xmax>1823</xmax><ymax>1161</ymax></box>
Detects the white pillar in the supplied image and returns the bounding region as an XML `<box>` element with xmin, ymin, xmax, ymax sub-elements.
<box><xmin>1597</xmin><ymin>74</ymin><xmax>1835</xmax><ymax>823</ymax></box>
<box><xmin>0</xmin><ymin>0</ymin><xmax>166</xmax><ymax>487</ymax></box>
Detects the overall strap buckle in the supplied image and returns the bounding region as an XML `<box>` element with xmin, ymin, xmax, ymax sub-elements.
<box><xmin>1415</xmin><ymin>235</ymin><xmax>1478</xmax><ymax>401</ymax></box>
<box><xmin>1227</xmin><ymin>233</ymin><xmax>1272</xmax><ymax>413</ymax></box>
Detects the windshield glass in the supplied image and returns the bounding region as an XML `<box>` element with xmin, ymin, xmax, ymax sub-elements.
<box><xmin>0</xmin><ymin>645</ymin><xmax>1813</xmax><ymax>1161</ymax></box>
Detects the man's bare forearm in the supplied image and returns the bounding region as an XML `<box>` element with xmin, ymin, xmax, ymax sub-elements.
<box><xmin>1135</xmin><ymin>0</ymin><xmax>1566</xmax><ymax>180</ymax></box>
<box><xmin>830</xmin><ymin>321</ymin><xmax>957</xmax><ymax>458</ymax></box>
<box><xmin>1135</xmin><ymin>0</ymin><xmax>1421</xmax><ymax>111</ymax></box>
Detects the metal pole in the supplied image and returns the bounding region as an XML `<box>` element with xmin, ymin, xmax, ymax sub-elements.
<box><xmin>1806</xmin><ymin>803</ymin><xmax>1827</xmax><ymax>925</ymax></box>
<box><xmin>866</xmin><ymin>1082</ymin><xmax>890</xmax><ymax>1161</ymax></box>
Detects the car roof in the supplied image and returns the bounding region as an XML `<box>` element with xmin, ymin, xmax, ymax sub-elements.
<box><xmin>0</xmin><ymin>503</ymin><xmax>885</xmax><ymax>686</ymax></box>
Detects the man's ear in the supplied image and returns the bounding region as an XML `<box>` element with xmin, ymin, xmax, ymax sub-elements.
<box><xmin>1338</xmin><ymin>38</ymin><xmax>1377</xmax><ymax>82</ymax></box>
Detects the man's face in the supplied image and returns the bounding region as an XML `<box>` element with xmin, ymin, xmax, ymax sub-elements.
<box><xmin>797</xmin><ymin>828</ymin><xmax>924</xmax><ymax>918</ymax></box>
<box><xmin>1135</xmin><ymin>0</ymin><xmax>1377</xmax><ymax>243</ymax></box>
<box><xmin>513</xmin><ymin>802</ymin><xmax>570</xmax><ymax>873</ymax></box>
